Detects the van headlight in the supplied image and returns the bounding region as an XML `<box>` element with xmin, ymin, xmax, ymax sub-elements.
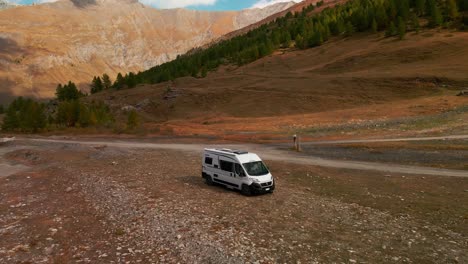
<box><xmin>251</xmin><ymin>178</ymin><xmax>260</xmax><ymax>183</ymax></box>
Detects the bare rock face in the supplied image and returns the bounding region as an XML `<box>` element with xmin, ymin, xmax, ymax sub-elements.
<box><xmin>0</xmin><ymin>0</ymin><xmax>292</xmax><ymax>99</ymax></box>
<box><xmin>0</xmin><ymin>0</ymin><xmax>18</xmax><ymax>10</ymax></box>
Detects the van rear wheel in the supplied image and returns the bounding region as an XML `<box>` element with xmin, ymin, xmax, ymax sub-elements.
<box><xmin>205</xmin><ymin>175</ymin><xmax>214</xmax><ymax>186</ymax></box>
<box><xmin>241</xmin><ymin>184</ymin><xmax>252</xmax><ymax>196</ymax></box>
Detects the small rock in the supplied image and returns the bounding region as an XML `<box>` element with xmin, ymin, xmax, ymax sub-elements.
<box><xmin>65</xmin><ymin>187</ymin><xmax>73</xmax><ymax>193</ymax></box>
<box><xmin>49</xmin><ymin>228</ymin><xmax>58</xmax><ymax>235</ymax></box>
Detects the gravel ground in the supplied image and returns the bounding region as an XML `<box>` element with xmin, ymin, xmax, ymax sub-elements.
<box><xmin>293</xmin><ymin>143</ymin><xmax>468</xmax><ymax>170</ymax></box>
<box><xmin>0</xmin><ymin>141</ymin><xmax>467</xmax><ymax>263</ymax></box>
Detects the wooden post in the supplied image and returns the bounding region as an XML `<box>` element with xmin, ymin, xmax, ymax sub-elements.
<box><xmin>297</xmin><ymin>135</ymin><xmax>301</xmax><ymax>152</ymax></box>
<box><xmin>293</xmin><ymin>134</ymin><xmax>297</xmax><ymax>151</ymax></box>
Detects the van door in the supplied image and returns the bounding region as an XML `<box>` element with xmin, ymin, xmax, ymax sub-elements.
<box><xmin>234</xmin><ymin>163</ymin><xmax>247</xmax><ymax>188</ymax></box>
<box><xmin>218</xmin><ymin>156</ymin><xmax>239</xmax><ymax>188</ymax></box>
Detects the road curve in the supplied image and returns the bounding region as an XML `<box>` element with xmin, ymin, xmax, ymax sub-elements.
<box><xmin>22</xmin><ymin>138</ymin><xmax>468</xmax><ymax>178</ymax></box>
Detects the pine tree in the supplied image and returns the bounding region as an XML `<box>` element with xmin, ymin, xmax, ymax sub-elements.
<box><xmin>102</xmin><ymin>74</ymin><xmax>112</xmax><ymax>90</ymax></box>
<box><xmin>114</xmin><ymin>73</ymin><xmax>125</xmax><ymax>90</ymax></box>
<box><xmin>386</xmin><ymin>21</ymin><xmax>397</xmax><ymax>37</ymax></box>
<box><xmin>397</xmin><ymin>0</ymin><xmax>410</xmax><ymax>20</ymax></box>
<box><xmin>429</xmin><ymin>4</ymin><xmax>443</xmax><ymax>27</ymax></box>
<box><xmin>412</xmin><ymin>14</ymin><xmax>420</xmax><ymax>33</ymax></box>
<box><xmin>345</xmin><ymin>21</ymin><xmax>355</xmax><ymax>36</ymax></box>
<box><xmin>126</xmin><ymin>72</ymin><xmax>137</xmax><ymax>88</ymax></box>
<box><xmin>447</xmin><ymin>0</ymin><xmax>459</xmax><ymax>20</ymax></box>
<box><xmin>56</xmin><ymin>81</ymin><xmax>82</xmax><ymax>101</ymax></box>
<box><xmin>90</xmin><ymin>76</ymin><xmax>104</xmax><ymax>94</ymax></box>
<box><xmin>295</xmin><ymin>34</ymin><xmax>305</xmax><ymax>49</ymax></box>
<box><xmin>2</xmin><ymin>105</ymin><xmax>18</xmax><ymax>131</ymax></box>
<box><xmin>415</xmin><ymin>0</ymin><xmax>426</xmax><ymax>15</ymax></box>
<box><xmin>201</xmin><ymin>67</ymin><xmax>207</xmax><ymax>78</ymax></box>
<box><xmin>397</xmin><ymin>17</ymin><xmax>406</xmax><ymax>40</ymax></box>
<box><xmin>458</xmin><ymin>0</ymin><xmax>468</xmax><ymax>11</ymax></box>
<box><xmin>2</xmin><ymin>98</ymin><xmax>46</xmax><ymax>132</ymax></box>
<box><xmin>371</xmin><ymin>18</ymin><xmax>378</xmax><ymax>33</ymax></box>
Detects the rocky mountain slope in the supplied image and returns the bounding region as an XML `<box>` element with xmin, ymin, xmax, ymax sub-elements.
<box><xmin>0</xmin><ymin>0</ymin><xmax>294</xmax><ymax>101</ymax></box>
<box><xmin>0</xmin><ymin>0</ymin><xmax>18</xmax><ymax>10</ymax></box>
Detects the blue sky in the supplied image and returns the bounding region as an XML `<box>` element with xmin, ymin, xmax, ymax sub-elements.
<box><xmin>11</xmin><ymin>0</ymin><xmax>299</xmax><ymax>10</ymax></box>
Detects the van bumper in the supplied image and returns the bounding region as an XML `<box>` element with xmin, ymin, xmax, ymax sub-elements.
<box><xmin>251</xmin><ymin>182</ymin><xmax>275</xmax><ymax>193</ymax></box>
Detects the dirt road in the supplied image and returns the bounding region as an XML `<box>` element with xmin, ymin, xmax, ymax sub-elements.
<box><xmin>0</xmin><ymin>145</ymin><xmax>30</xmax><ymax>177</ymax></box>
<box><xmin>22</xmin><ymin>137</ymin><xmax>468</xmax><ymax>178</ymax></box>
<box><xmin>301</xmin><ymin>134</ymin><xmax>468</xmax><ymax>145</ymax></box>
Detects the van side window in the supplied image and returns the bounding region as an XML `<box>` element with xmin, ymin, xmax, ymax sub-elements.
<box><xmin>220</xmin><ymin>160</ymin><xmax>234</xmax><ymax>172</ymax></box>
<box><xmin>204</xmin><ymin>157</ymin><xmax>213</xmax><ymax>165</ymax></box>
<box><xmin>234</xmin><ymin>163</ymin><xmax>245</xmax><ymax>176</ymax></box>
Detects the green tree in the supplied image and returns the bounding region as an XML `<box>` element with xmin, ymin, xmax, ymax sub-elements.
<box><xmin>446</xmin><ymin>0</ymin><xmax>459</xmax><ymax>20</ymax></box>
<box><xmin>308</xmin><ymin>31</ymin><xmax>323</xmax><ymax>47</ymax></box>
<box><xmin>201</xmin><ymin>67</ymin><xmax>207</xmax><ymax>78</ymax></box>
<box><xmin>113</xmin><ymin>73</ymin><xmax>125</xmax><ymax>90</ymax></box>
<box><xmin>428</xmin><ymin>0</ymin><xmax>443</xmax><ymax>27</ymax></box>
<box><xmin>56</xmin><ymin>81</ymin><xmax>82</xmax><ymax>101</ymax></box>
<box><xmin>126</xmin><ymin>110</ymin><xmax>139</xmax><ymax>130</ymax></box>
<box><xmin>345</xmin><ymin>21</ymin><xmax>355</xmax><ymax>36</ymax></box>
<box><xmin>371</xmin><ymin>18</ymin><xmax>378</xmax><ymax>33</ymax></box>
<box><xmin>0</xmin><ymin>104</ymin><xmax>4</xmax><ymax>114</ymax></box>
<box><xmin>412</xmin><ymin>14</ymin><xmax>421</xmax><ymax>33</ymax></box>
<box><xmin>2</xmin><ymin>105</ymin><xmax>18</xmax><ymax>131</ymax></box>
<box><xmin>397</xmin><ymin>17</ymin><xmax>406</xmax><ymax>40</ymax></box>
<box><xmin>386</xmin><ymin>21</ymin><xmax>397</xmax><ymax>37</ymax></box>
<box><xmin>295</xmin><ymin>34</ymin><xmax>306</xmax><ymax>49</ymax></box>
<box><xmin>56</xmin><ymin>100</ymin><xmax>80</xmax><ymax>127</ymax></box>
<box><xmin>126</xmin><ymin>72</ymin><xmax>137</xmax><ymax>88</ymax></box>
<box><xmin>458</xmin><ymin>0</ymin><xmax>468</xmax><ymax>11</ymax></box>
<box><xmin>415</xmin><ymin>0</ymin><xmax>426</xmax><ymax>15</ymax></box>
<box><xmin>2</xmin><ymin>98</ymin><xmax>46</xmax><ymax>132</ymax></box>
<box><xmin>102</xmin><ymin>74</ymin><xmax>112</xmax><ymax>90</ymax></box>
<box><xmin>90</xmin><ymin>76</ymin><xmax>104</xmax><ymax>94</ymax></box>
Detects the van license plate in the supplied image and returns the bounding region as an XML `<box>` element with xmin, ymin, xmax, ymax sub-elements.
<box><xmin>265</xmin><ymin>188</ymin><xmax>270</xmax><ymax>191</ymax></box>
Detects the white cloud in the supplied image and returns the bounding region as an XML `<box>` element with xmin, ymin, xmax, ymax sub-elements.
<box><xmin>139</xmin><ymin>0</ymin><xmax>217</xmax><ymax>9</ymax></box>
<box><xmin>251</xmin><ymin>0</ymin><xmax>303</xmax><ymax>9</ymax></box>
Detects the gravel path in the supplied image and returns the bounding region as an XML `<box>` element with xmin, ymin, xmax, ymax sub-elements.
<box><xmin>23</xmin><ymin>138</ymin><xmax>468</xmax><ymax>178</ymax></box>
<box><xmin>0</xmin><ymin>145</ymin><xmax>30</xmax><ymax>177</ymax></box>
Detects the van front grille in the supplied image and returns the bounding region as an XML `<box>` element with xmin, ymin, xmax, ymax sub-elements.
<box><xmin>261</xmin><ymin>181</ymin><xmax>272</xmax><ymax>187</ymax></box>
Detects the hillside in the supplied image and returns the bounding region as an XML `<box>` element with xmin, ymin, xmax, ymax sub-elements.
<box><xmin>0</xmin><ymin>0</ymin><xmax>294</xmax><ymax>102</ymax></box>
<box><xmin>88</xmin><ymin>30</ymin><xmax>468</xmax><ymax>137</ymax></box>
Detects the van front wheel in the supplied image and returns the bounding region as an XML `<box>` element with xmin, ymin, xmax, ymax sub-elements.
<box><xmin>241</xmin><ymin>184</ymin><xmax>252</xmax><ymax>196</ymax></box>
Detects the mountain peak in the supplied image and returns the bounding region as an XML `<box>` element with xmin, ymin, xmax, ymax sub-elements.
<box><xmin>66</xmin><ymin>0</ymin><xmax>138</xmax><ymax>8</ymax></box>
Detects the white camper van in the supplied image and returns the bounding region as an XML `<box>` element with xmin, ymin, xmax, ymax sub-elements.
<box><xmin>202</xmin><ymin>148</ymin><xmax>275</xmax><ymax>195</ymax></box>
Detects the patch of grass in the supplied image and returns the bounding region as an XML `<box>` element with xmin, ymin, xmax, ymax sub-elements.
<box><xmin>301</xmin><ymin>105</ymin><xmax>468</xmax><ymax>136</ymax></box>
<box><xmin>114</xmin><ymin>227</ymin><xmax>125</xmax><ymax>236</ymax></box>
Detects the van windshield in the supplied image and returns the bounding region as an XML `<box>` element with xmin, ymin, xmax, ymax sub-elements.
<box><xmin>243</xmin><ymin>161</ymin><xmax>269</xmax><ymax>176</ymax></box>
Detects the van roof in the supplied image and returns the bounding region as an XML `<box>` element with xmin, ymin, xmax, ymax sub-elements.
<box><xmin>204</xmin><ymin>148</ymin><xmax>248</xmax><ymax>155</ymax></box>
<box><xmin>204</xmin><ymin>148</ymin><xmax>262</xmax><ymax>163</ymax></box>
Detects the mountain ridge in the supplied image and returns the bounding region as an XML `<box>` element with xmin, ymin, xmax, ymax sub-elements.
<box><xmin>0</xmin><ymin>0</ymin><xmax>293</xmax><ymax>101</ymax></box>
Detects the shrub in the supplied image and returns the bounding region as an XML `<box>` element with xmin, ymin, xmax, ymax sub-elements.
<box><xmin>126</xmin><ymin>110</ymin><xmax>139</xmax><ymax>130</ymax></box>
